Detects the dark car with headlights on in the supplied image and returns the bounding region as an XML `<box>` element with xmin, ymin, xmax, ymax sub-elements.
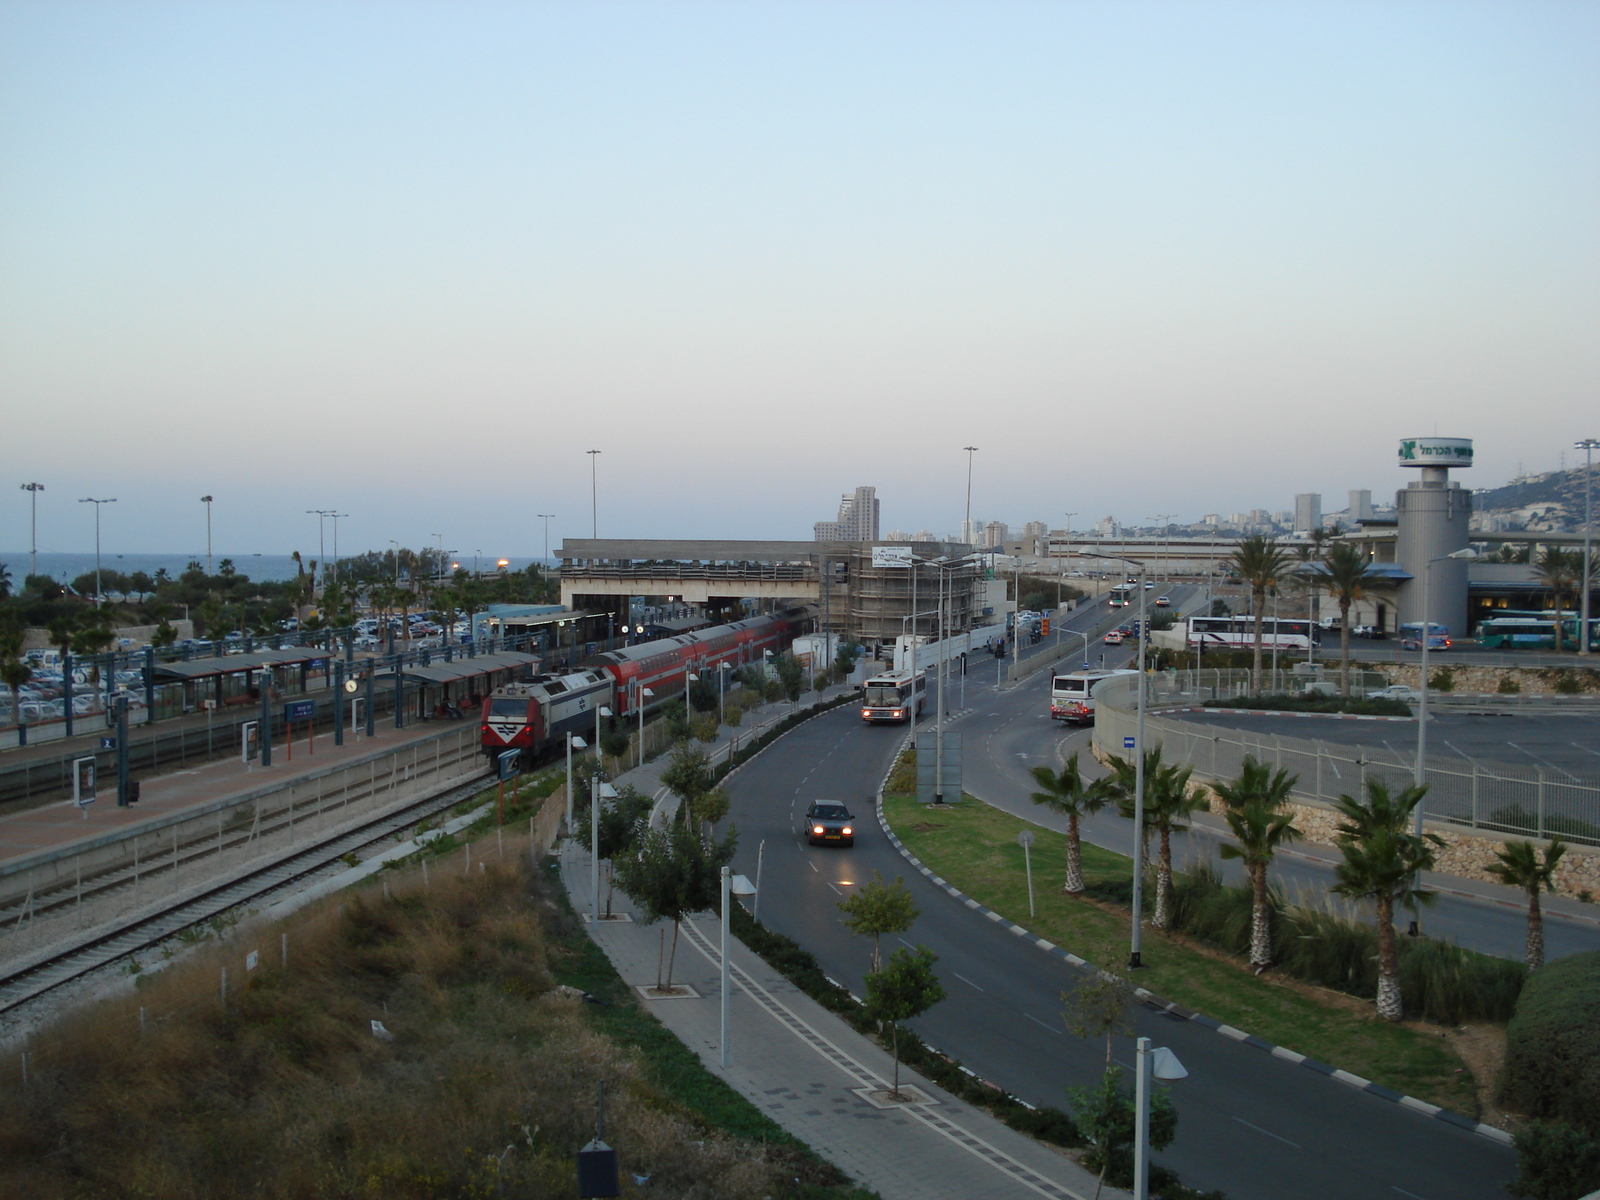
<box><xmin>802</xmin><ymin>801</ymin><xmax>855</xmax><ymax>847</ymax></box>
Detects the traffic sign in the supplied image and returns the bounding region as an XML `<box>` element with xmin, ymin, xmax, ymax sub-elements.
<box><xmin>497</xmin><ymin>750</ymin><xmax>522</xmax><ymax>781</ymax></box>
<box><xmin>1122</xmin><ymin>736</ymin><xmax>1136</xmax><ymax>750</ymax></box>
<box><xmin>285</xmin><ymin>699</ymin><xmax>316</xmax><ymax>723</ymax></box>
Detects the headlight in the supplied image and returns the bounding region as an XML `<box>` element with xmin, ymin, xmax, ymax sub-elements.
<box><xmin>892</xmin><ymin>709</ymin><xmax>903</xmax><ymax>718</ymax></box>
<box><xmin>813</xmin><ymin>825</ymin><xmax>824</xmax><ymax>834</ymax></box>
<box><xmin>861</xmin><ymin>708</ymin><xmax>870</xmax><ymax>716</ymax></box>
<box><xmin>841</xmin><ymin>827</ymin><xmax>852</xmax><ymax>836</ymax></box>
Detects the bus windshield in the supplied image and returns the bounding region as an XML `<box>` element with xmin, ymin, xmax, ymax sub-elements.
<box><xmin>863</xmin><ymin>684</ymin><xmax>906</xmax><ymax>707</ymax></box>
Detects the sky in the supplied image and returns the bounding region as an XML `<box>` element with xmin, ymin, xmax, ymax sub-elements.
<box><xmin>3</xmin><ymin>1</ymin><xmax>1596</xmax><ymax>561</ymax></box>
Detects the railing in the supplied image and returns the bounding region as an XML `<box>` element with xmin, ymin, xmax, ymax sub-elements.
<box><xmin>1092</xmin><ymin>670</ymin><xmax>1600</xmax><ymax>846</ymax></box>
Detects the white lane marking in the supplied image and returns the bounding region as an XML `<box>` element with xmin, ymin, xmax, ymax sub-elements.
<box><xmin>1022</xmin><ymin>1012</ymin><xmax>1062</xmax><ymax>1035</ymax></box>
<box><xmin>952</xmin><ymin>972</ymin><xmax>985</xmax><ymax>992</ymax></box>
<box><xmin>827</xmin><ymin>882</ymin><xmax>843</xmax><ymax>896</ymax></box>
<box><xmin>1232</xmin><ymin>1117</ymin><xmax>1302</xmax><ymax>1149</ymax></box>
<box><xmin>1507</xmin><ymin>741</ymin><xmax>1580</xmax><ymax>780</ymax></box>
<box><xmin>676</xmin><ymin>919</ymin><xmax>1090</xmax><ymax>1200</ymax></box>
<box><xmin>1391</xmin><ymin>1188</ymin><xmax>1427</xmax><ymax>1200</ymax></box>
<box><xmin>808</xmin><ymin>859</ymin><xmax>819</xmax><ymax>872</ymax></box>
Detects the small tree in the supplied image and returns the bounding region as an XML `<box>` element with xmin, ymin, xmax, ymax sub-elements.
<box><xmin>1330</xmin><ymin>779</ymin><xmax>1443</xmax><ymax>1021</ymax></box>
<box><xmin>862</xmin><ymin>945</ymin><xmax>946</xmax><ymax>1099</ymax></box>
<box><xmin>1068</xmin><ymin>1067</ymin><xmax>1176</xmax><ymax>1200</ymax></box>
<box><xmin>838</xmin><ymin>872</ymin><xmax>919</xmax><ymax>971</ymax></box>
<box><xmin>1507</xmin><ymin>1121</ymin><xmax>1600</xmax><ymax>1200</ymax></box>
<box><xmin>0</xmin><ymin>618</ymin><xmax>33</xmax><ymax>727</ymax></box>
<box><xmin>1029</xmin><ymin>754</ymin><xmax>1114</xmax><ymax>895</ymax></box>
<box><xmin>598</xmin><ymin>715</ymin><xmax>632</xmax><ymax>763</ymax></box>
<box><xmin>660</xmin><ymin>743</ymin><xmax>715</xmax><ymax>822</ymax></box>
<box><xmin>1061</xmin><ymin>972</ymin><xmax>1134</xmax><ymax>1069</ymax></box>
<box><xmin>611</xmin><ymin>821</ymin><xmax>736</xmax><ymax>992</ymax></box>
<box><xmin>1213</xmin><ymin>757</ymin><xmax>1301</xmax><ymax>971</ymax></box>
<box><xmin>1487</xmin><ymin>838</ymin><xmax>1567</xmax><ymax>969</ymax></box>
<box><xmin>771</xmin><ymin>653</ymin><xmax>805</xmax><ymax>703</ymax></box>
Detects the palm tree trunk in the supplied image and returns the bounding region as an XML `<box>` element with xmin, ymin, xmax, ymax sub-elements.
<box><xmin>1154</xmin><ymin>827</ymin><xmax>1173</xmax><ymax>930</ymax></box>
<box><xmin>1526</xmin><ymin>889</ymin><xmax>1545</xmax><ymax>969</ymax></box>
<box><xmin>1249</xmin><ymin>863</ymin><xmax>1271</xmax><ymax>969</ymax></box>
<box><xmin>1252</xmin><ymin>588</ymin><xmax>1266</xmax><ymax>692</ymax></box>
<box><xmin>1065</xmin><ymin>814</ymin><xmax>1084</xmax><ymax>894</ymax></box>
<box><xmin>1339</xmin><ymin>601</ymin><xmax>1352</xmax><ymax>696</ymax></box>
<box><xmin>1375</xmin><ymin>895</ymin><xmax>1403</xmax><ymax>1021</ymax></box>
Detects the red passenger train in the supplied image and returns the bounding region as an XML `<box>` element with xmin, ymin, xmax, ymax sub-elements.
<box><xmin>479</xmin><ymin>611</ymin><xmax>805</xmax><ymax>765</ymax></box>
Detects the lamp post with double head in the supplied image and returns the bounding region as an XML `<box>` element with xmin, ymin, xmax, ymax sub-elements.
<box><xmin>1578</xmin><ymin>439</ymin><xmax>1598</xmax><ymax>657</ymax></box>
<box><xmin>78</xmin><ymin>498</ymin><xmax>116</xmax><ymax>604</ymax></box>
<box><xmin>20</xmin><ymin>483</ymin><xmax>44</xmax><ymax>581</ymax></box>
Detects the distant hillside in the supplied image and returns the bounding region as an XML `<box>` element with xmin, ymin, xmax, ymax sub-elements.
<box><xmin>1474</xmin><ymin>467</ymin><xmax>1592</xmax><ymax>518</ymax></box>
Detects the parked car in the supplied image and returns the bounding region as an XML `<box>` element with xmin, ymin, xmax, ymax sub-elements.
<box><xmin>801</xmin><ymin>801</ymin><xmax>856</xmax><ymax>847</ymax></box>
<box><xmin>1366</xmin><ymin>685</ymin><xmax>1422</xmax><ymax>703</ymax></box>
<box><xmin>1350</xmin><ymin>625</ymin><xmax>1386</xmax><ymax>639</ymax></box>
<box><xmin>1103</xmin><ymin>630</ymin><xmax>1125</xmax><ymax>645</ymax></box>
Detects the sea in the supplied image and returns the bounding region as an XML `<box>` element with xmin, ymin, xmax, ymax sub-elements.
<box><xmin>2</xmin><ymin>553</ymin><xmax>552</xmax><ymax>587</ymax></box>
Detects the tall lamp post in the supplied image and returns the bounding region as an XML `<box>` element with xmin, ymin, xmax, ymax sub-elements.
<box><xmin>307</xmin><ymin>510</ymin><xmax>334</xmax><ymax>595</ymax></box>
<box><xmin>719</xmin><ymin>866</ymin><xmax>758</xmax><ymax>1067</ymax></box>
<box><xmin>1578</xmin><ymin>438</ymin><xmax>1598</xmax><ymax>657</ymax></box>
<box><xmin>200</xmin><ymin>494</ymin><xmax>213</xmax><ymax>577</ymax></box>
<box><xmin>538</xmin><ymin>513</ymin><xmax>555</xmax><ymax>564</ymax></box>
<box><xmin>329</xmin><ymin>512</ymin><xmax>348</xmax><ymax>586</ymax></box>
<box><xmin>78</xmin><ymin>497</ymin><xmax>116</xmax><ymax>603</ymax></box>
<box><xmin>1081</xmin><ymin>548</ymin><xmax>1150</xmax><ymax>968</ymax></box>
<box><xmin>1134</xmin><ymin>1037</ymin><xmax>1188</xmax><ymax>1200</ymax></box>
<box><xmin>21</xmin><ymin>483</ymin><xmax>44</xmax><ymax>581</ymax></box>
<box><xmin>590</xmin><ymin>703</ymin><xmax>614</xmax><ymax>924</ymax></box>
<box><xmin>1415</xmin><ymin>548</ymin><xmax>1478</xmax><ymax>834</ymax></box>
<box><xmin>586</xmin><ymin>451</ymin><xmax>601</xmax><ymax>538</ymax></box>
<box><xmin>963</xmin><ymin>446</ymin><xmax>979</xmax><ymax>543</ymax></box>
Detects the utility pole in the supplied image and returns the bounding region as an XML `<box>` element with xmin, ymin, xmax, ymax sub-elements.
<box><xmin>78</xmin><ymin>498</ymin><xmax>116</xmax><ymax>603</ymax></box>
<box><xmin>538</xmin><ymin>514</ymin><xmax>555</xmax><ymax>563</ymax></box>
<box><xmin>21</xmin><ymin>483</ymin><xmax>43</xmax><ymax>581</ymax></box>
<box><xmin>200</xmin><ymin>495</ymin><xmax>213</xmax><ymax>577</ymax></box>
<box><xmin>963</xmin><ymin>447</ymin><xmax>979</xmax><ymax>545</ymax></box>
<box><xmin>587</xmin><ymin>451</ymin><xmax>601</xmax><ymax>538</ymax></box>
<box><xmin>329</xmin><ymin>512</ymin><xmax>348</xmax><ymax>586</ymax></box>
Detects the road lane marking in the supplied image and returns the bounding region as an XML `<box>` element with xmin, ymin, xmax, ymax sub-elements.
<box><xmin>1022</xmin><ymin>1013</ymin><xmax>1062</xmax><ymax>1034</ymax></box>
<box><xmin>808</xmin><ymin>859</ymin><xmax>818</xmax><ymax>872</ymax></box>
<box><xmin>826</xmin><ymin>882</ymin><xmax>843</xmax><ymax>896</ymax></box>
<box><xmin>952</xmin><ymin>972</ymin><xmax>985</xmax><ymax>992</ymax></box>
<box><xmin>1232</xmin><ymin>1117</ymin><xmax>1301</xmax><ymax>1148</ymax></box>
<box><xmin>1391</xmin><ymin>1188</ymin><xmax>1427</xmax><ymax>1199</ymax></box>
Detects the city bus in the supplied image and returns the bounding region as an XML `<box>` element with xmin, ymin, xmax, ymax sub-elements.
<box><xmin>1108</xmin><ymin>585</ymin><xmax>1135</xmax><ymax>608</ymax></box>
<box><xmin>1186</xmin><ymin>616</ymin><xmax>1319</xmax><ymax>650</ymax></box>
<box><xmin>1477</xmin><ymin>616</ymin><xmax>1556</xmax><ymax>650</ymax></box>
<box><xmin>1399</xmin><ymin>622</ymin><xmax>1451</xmax><ymax>651</ymax></box>
<box><xmin>860</xmin><ymin>669</ymin><xmax>926</xmax><ymax>723</ymax></box>
<box><xmin>1050</xmin><ymin>668</ymin><xmax>1138</xmax><ymax>725</ymax></box>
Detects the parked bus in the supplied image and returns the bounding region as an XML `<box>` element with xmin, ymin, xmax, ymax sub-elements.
<box><xmin>1186</xmin><ymin>616</ymin><xmax>1319</xmax><ymax>650</ymax></box>
<box><xmin>860</xmin><ymin>669</ymin><xmax>926</xmax><ymax>723</ymax></box>
<box><xmin>1477</xmin><ymin>616</ymin><xmax>1556</xmax><ymax>650</ymax></box>
<box><xmin>1108</xmin><ymin>585</ymin><xmax>1135</xmax><ymax>608</ymax></box>
<box><xmin>1398</xmin><ymin>622</ymin><xmax>1451</xmax><ymax>651</ymax></box>
<box><xmin>1050</xmin><ymin>668</ymin><xmax>1137</xmax><ymax>725</ymax></box>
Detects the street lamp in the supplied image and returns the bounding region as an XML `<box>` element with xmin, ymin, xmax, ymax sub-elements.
<box><xmin>592</xmin><ymin>775</ymin><xmax>617</xmax><ymax>925</ymax></box>
<box><xmin>1134</xmin><ymin>1037</ymin><xmax>1188</xmax><ymax>1200</ymax></box>
<box><xmin>963</xmin><ymin>446</ymin><xmax>979</xmax><ymax>544</ymax></box>
<box><xmin>717</xmin><ymin>661</ymin><xmax>733</xmax><ymax>726</ymax></box>
<box><xmin>637</xmin><ymin>686</ymin><xmax>654</xmax><ymax>765</ymax></box>
<box><xmin>720</xmin><ymin>865</ymin><xmax>758</xmax><ymax>1067</ymax></box>
<box><xmin>328</xmin><ymin>512</ymin><xmax>348</xmax><ymax>586</ymax></box>
<box><xmin>586</xmin><ymin>451</ymin><xmax>601</xmax><ymax>538</ymax></box>
<box><xmin>1415</xmin><ymin>548</ymin><xmax>1478</xmax><ymax>833</ymax></box>
<box><xmin>1080</xmin><ymin>548</ymin><xmax>1151</xmax><ymax>968</ymax></box>
<box><xmin>566</xmin><ymin>733</ymin><xmax>587</xmax><ymax>832</ymax></box>
<box><xmin>685</xmin><ymin>671</ymin><xmax>699</xmax><ymax>721</ymax></box>
<box><xmin>21</xmin><ymin>483</ymin><xmax>44</xmax><ymax>581</ymax></box>
<box><xmin>77</xmin><ymin>498</ymin><xmax>116</xmax><ymax>603</ymax></box>
<box><xmin>1578</xmin><ymin>439</ymin><xmax>1598</xmax><ymax>657</ymax></box>
<box><xmin>200</xmin><ymin>495</ymin><xmax>213</xmax><ymax>577</ymax></box>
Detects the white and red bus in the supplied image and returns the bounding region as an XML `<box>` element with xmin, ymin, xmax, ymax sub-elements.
<box><xmin>1049</xmin><ymin>668</ymin><xmax>1137</xmax><ymax>725</ymax></box>
<box><xmin>1186</xmin><ymin>616</ymin><xmax>1319</xmax><ymax>650</ymax></box>
<box><xmin>860</xmin><ymin>669</ymin><xmax>926</xmax><ymax>723</ymax></box>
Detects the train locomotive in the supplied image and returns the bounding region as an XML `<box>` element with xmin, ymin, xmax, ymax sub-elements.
<box><xmin>479</xmin><ymin>610</ymin><xmax>805</xmax><ymax>765</ymax></box>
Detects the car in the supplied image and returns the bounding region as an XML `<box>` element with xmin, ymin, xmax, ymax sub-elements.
<box><xmin>1351</xmin><ymin>625</ymin><xmax>1386</xmax><ymax>640</ymax></box>
<box><xmin>1366</xmin><ymin>685</ymin><xmax>1422</xmax><ymax>703</ymax></box>
<box><xmin>1154</xmin><ymin>595</ymin><xmax>1171</xmax><ymax>608</ymax></box>
<box><xmin>801</xmin><ymin>801</ymin><xmax>855</xmax><ymax>847</ymax></box>
<box><xmin>1102</xmin><ymin>630</ymin><xmax>1124</xmax><ymax>645</ymax></box>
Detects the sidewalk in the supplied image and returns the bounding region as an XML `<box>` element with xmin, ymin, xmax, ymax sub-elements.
<box><xmin>560</xmin><ymin>848</ymin><xmax>1119</xmax><ymax>1200</ymax></box>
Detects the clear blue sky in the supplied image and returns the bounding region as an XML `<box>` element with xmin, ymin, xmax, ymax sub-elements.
<box><xmin>3</xmin><ymin>1</ymin><xmax>1595</xmax><ymax>559</ymax></box>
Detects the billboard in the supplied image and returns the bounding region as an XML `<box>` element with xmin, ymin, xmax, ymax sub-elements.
<box><xmin>1398</xmin><ymin>438</ymin><xmax>1472</xmax><ymax>468</ymax></box>
<box><xmin>871</xmin><ymin>546</ymin><xmax>915</xmax><ymax>568</ymax></box>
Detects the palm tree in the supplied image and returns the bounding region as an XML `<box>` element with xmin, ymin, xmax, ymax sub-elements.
<box><xmin>1213</xmin><ymin>757</ymin><xmax>1301</xmax><ymax>970</ymax></box>
<box><xmin>1108</xmin><ymin>747</ymin><xmax>1201</xmax><ymax>930</ymax></box>
<box><xmin>1321</xmin><ymin>543</ymin><xmax>1382</xmax><ymax>694</ymax></box>
<box><xmin>1329</xmin><ymin>779</ymin><xmax>1442</xmax><ymax>1021</ymax></box>
<box><xmin>1228</xmin><ymin>535</ymin><xmax>1293</xmax><ymax>691</ymax></box>
<box><xmin>1028</xmin><ymin>754</ymin><xmax>1114</xmax><ymax>895</ymax></box>
<box><xmin>1485</xmin><ymin>838</ymin><xmax>1566</xmax><ymax>969</ymax></box>
<box><xmin>1534</xmin><ymin>547</ymin><xmax>1581</xmax><ymax>651</ymax></box>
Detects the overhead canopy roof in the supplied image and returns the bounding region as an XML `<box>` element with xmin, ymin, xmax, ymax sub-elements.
<box><xmin>151</xmin><ymin>644</ymin><xmax>334</xmax><ymax>681</ymax></box>
<box><xmin>371</xmin><ymin>650</ymin><xmax>539</xmax><ymax>688</ymax></box>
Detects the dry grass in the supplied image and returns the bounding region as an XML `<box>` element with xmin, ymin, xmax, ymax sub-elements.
<box><xmin>0</xmin><ymin>846</ymin><xmax>853</xmax><ymax>1199</ymax></box>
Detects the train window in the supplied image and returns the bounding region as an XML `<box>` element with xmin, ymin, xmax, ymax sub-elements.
<box><xmin>488</xmin><ymin>698</ymin><xmax>527</xmax><ymax>717</ymax></box>
<box><xmin>542</xmin><ymin>680</ymin><xmax>567</xmax><ymax>694</ymax></box>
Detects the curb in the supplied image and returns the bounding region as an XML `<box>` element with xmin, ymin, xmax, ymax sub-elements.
<box><xmin>871</xmin><ymin>770</ymin><xmax>1515</xmax><ymax>1149</ymax></box>
<box><xmin>1172</xmin><ymin>706</ymin><xmax>1414</xmax><ymax>723</ymax></box>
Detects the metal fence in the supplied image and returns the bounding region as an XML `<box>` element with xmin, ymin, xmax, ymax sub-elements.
<box><xmin>0</xmin><ymin>725</ymin><xmax>484</xmax><ymax>972</ymax></box>
<box><xmin>1091</xmin><ymin>670</ymin><xmax>1600</xmax><ymax>846</ymax></box>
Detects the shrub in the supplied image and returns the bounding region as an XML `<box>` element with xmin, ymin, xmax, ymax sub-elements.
<box><xmin>1498</xmin><ymin>675</ymin><xmax>1523</xmax><ymax>694</ymax></box>
<box><xmin>1428</xmin><ymin>667</ymin><xmax>1455</xmax><ymax>692</ymax></box>
<box><xmin>1500</xmin><ymin>951</ymin><xmax>1600</xmax><ymax>1134</ymax></box>
<box><xmin>1486</xmin><ymin>806</ymin><xmax>1600</xmax><ymax>848</ymax></box>
<box><xmin>1555</xmin><ymin>672</ymin><xmax>1584</xmax><ymax>696</ymax></box>
<box><xmin>1507</xmin><ymin>1122</ymin><xmax>1600</xmax><ymax>1200</ymax></box>
<box><xmin>1212</xmin><ymin>693</ymin><xmax>1412</xmax><ymax>717</ymax></box>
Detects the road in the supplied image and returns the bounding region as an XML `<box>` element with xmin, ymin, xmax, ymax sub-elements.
<box><xmin>721</xmin><ymin>590</ymin><xmax>1520</xmax><ymax>1200</ymax></box>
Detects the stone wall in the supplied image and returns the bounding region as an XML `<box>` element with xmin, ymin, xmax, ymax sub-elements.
<box><xmin>1373</xmin><ymin>662</ymin><xmax>1600</xmax><ymax>696</ymax></box>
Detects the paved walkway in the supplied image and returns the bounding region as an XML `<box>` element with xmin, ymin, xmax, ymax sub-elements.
<box><xmin>560</xmin><ymin>850</ymin><xmax>1119</xmax><ymax>1200</ymax></box>
<box><xmin>0</xmin><ymin>713</ymin><xmax>476</xmax><ymax>867</ymax></box>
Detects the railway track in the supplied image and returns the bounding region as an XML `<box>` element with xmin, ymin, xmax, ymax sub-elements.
<box><xmin>0</xmin><ymin>765</ymin><xmax>494</xmax><ymax>1020</ymax></box>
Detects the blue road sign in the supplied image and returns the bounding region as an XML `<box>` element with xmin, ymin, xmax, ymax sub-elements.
<box><xmin>1122</xmin><ymin>736</ymin><xmax>1136</xmax><ymax>750</ymax></box>
<box><xmin>285</xmin><ymin>699</ymin><xmax>316</xmax><ymax>723</ymax></box>
<box><xmin>497</xmin><ymin>749</ymin><xmax>522</xmax><ymax>781</ymax></box>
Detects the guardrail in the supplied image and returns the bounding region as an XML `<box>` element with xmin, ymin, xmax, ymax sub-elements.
<box><xmin>1091</xmin><ymin>669</ymin><xmax>1600</xmax><ymax>846</ymax></box>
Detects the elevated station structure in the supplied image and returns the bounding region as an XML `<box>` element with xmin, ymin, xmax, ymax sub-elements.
<box><xmin>557</xmin><ymin>539</ymin><xmax>985</xmax><ymax>650</ymax></box>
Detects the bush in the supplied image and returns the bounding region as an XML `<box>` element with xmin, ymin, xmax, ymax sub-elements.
<box><xmin>1499</xmin><ymin>675</ymin><xmax>1523</xmax><ymax>694</ymax></box>
<box><xmin>1507</xmin><ymin>1123</ymin><xmax>1600</xmax><ymax>1200</ymax></box>
<box><xmin>1486</xmin><ymin>806</ymin><xmax>1600</xmax><ymax>848</ymax></box>
<box><xmin>1212</xmin><ymin>693</ymin><xmax>1412</xmax><ymax>717</ymax></box>
<box><xmin>1555</xmin><ymin>672</ymin><xmax>1584</xmax><ymax>696</ymax></box>
<box><xmin>1428</xmin><ymin>667</ymin><xmax>1456</xmax><ymax>692</ymax></box>
<box><xmin>1500</xmin><ymin>951</ymin><xmax>1600</xmax><ymax>1134</ymax></box>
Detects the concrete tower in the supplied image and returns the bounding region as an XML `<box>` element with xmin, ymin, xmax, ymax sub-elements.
<box><xmin>1394</xmin><ymin>438</ymin><xmax>1474</xmax><ymax>636</ymax></box>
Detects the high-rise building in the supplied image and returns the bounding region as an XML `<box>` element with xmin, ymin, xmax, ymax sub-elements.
<box><xmin>983</xmin><ymin>521</ymin><xmax>1009</xmax><ymax>548</ymax></box>
<box><xmin>960</xmin><ymin>518</ymin><xmax>984</xmax><ymax>545</ymax></box>
<box><xmin>1294</xmin><ymin>493</ymin><xmax>1322</xmax><ymax>534</ymax></box>
<box><xmin>1348</xmin><ymin>489</ymin><xmax>1374</xmax><ymax>522</ymax></box>
<box><xmin>1021</xmin><ymin>520</ymin><xmax>1048</xmax><ymax>539</ymax></box>
<box><xmin>813</xmin><ymin>486</ymin><xmax>880</xmax><ymax>542</ymax></box>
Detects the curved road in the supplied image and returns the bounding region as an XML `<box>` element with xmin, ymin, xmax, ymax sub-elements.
<box><xmin>715</xmin><ymin>595</ymin><xmax>1545</xmax><ymax>1200</ymax></box>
